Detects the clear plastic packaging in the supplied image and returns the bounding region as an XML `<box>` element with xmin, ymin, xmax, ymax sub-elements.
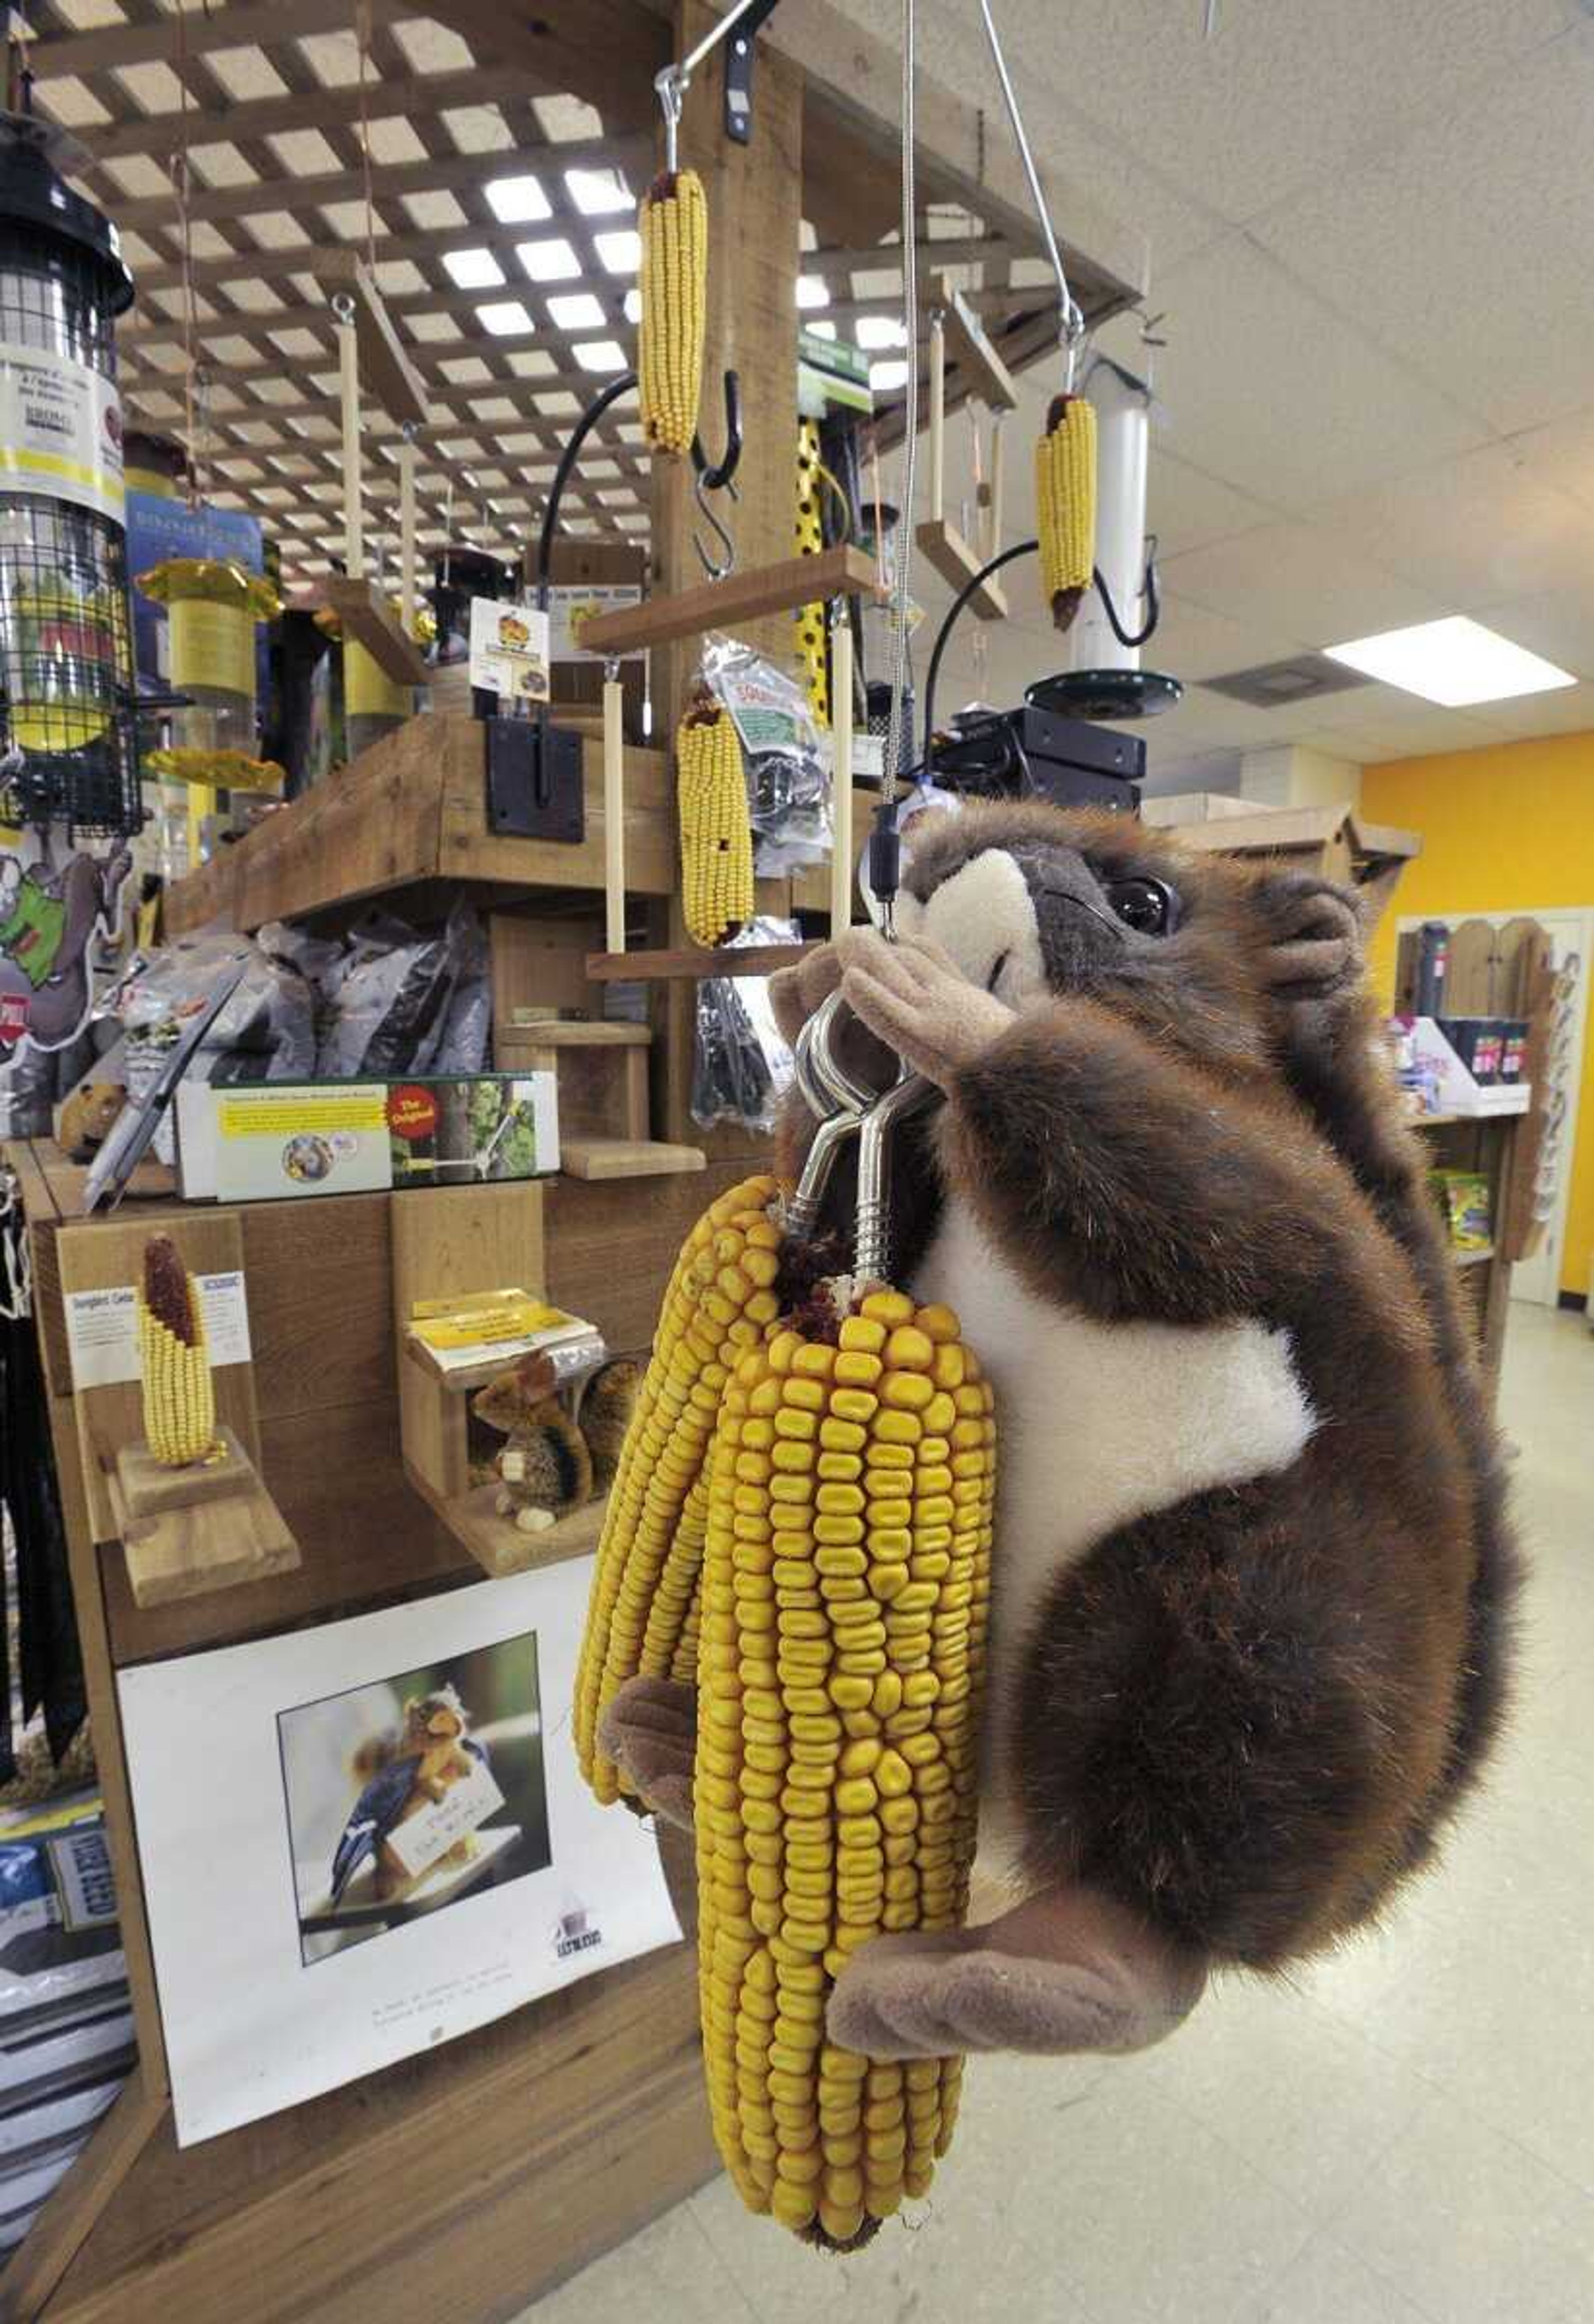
<box><xmin>700</xmin><ymin>633</ymin><xmax>832</xmax><ymax>877</ymax></box>
<box><xmin>315</xmin><ymin>901</ymin><xmax>485</xmax><ymax>1080</ymax></box>
<box><xmin>692</xmin><ymin>916</ymin><xmax>799</xmax><ymax>1136</ymax></box>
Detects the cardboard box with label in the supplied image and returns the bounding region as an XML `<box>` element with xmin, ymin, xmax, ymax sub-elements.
<box><xmin>176</xmin><ymin>1073</ymin><xmax>560</xmax><ymax>1202</ymax></box>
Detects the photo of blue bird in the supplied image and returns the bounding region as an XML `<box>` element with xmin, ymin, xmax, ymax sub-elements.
<box><xmin>328</xmin><ymin>1685</ymin><xmax>491</xmax><ymax>1906</ymax></box>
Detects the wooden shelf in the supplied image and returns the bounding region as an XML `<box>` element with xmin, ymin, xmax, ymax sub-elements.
<box><xmin>561</xmin><ymin>1136</ymin><xmax>707</xmax><ymax>1181</ymax></box>
<box><xmin>915</xmin><ymin>516</ymin><xmax>1010</xmax><ymax>616</ymax></box>
<box><xmin>1455</xmin><ymin>1245</ymin><xmax>1496</xmax><ymax>1268</ymax></box>
<box><xmin>162</xmin><ymin>714</ymin><xmax>673</xmax><ymax>938</ymax></box>
<box><xmin>404</xmin><ymin>1464</ymin><xmax>610</xmax><ymax>1579</ymax></box>
<box><xmin>586</xmin><ymin>940</ymin><xmax>819</xmax><ymax>982</ymax></box>
<box><xmin>322</xmin><ymin>576</ymin><xmax>430</xmax><ymax>687</ymax></box>
<box><xmin>576</xmin><ymin>544</ymin><xmax>879</xmax><ymax>655</ymax></box>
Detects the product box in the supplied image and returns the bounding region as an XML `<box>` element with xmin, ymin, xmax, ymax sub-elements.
<box><xmin>1431</xmin><ymin>1169</ymin><xmax>1494</xmax><ymax>1252</ymax></box>
<box><xmin>175</xmin><ymin>1073</ymin><xmax>559</xmax><ymax>1203</ymax></box>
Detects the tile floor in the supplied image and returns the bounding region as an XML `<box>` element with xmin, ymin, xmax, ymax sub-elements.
<box><xmin>522</xmin><ymin>1304</ymin><xmax>1594</xmax><ymax>2324</ymax></box>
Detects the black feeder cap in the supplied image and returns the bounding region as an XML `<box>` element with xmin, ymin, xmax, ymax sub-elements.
<box><xmin>1027</xmin><ymin>669</ymin><xmax>1184</xmax><ymax>722</ymax></box>
<box><xmin>0</xmin><ymin>109</ymin><xmax>134</xmax><ymax>316</ymax></box>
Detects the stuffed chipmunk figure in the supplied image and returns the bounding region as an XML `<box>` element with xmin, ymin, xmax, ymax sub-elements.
<box><xmin>472</xmin><ymin>1354</ymin><xmax>642</xmax><ymax>1533</ymax></box>
<box><xmin>330</xmin><ymin>1685</ymin><xmax>490</xmax><ymax>1904</ymax></box>
<box><xmin>601</xmin><ymin>799</ymin><xmax>1518</xmax><ymax>2064</ymax></box>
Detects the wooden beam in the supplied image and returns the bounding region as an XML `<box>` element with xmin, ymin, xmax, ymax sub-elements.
<box><xmin>315</xmin><ymin>253</ymin><xmax>430</xmax><ymax>431</ymax></box>
<box><xmin>323</xmin><ymin>579</ymin><xmax>429</xmax><ymax>686</ymax></box>
<box><xmin>421</xmin><ymin>0</ymin><xmax>670</xmax><ymax>134</ymax></box>
<box><xmin>580</xmin><ymin>545</ymin><xmax>878</xmax><ymax>655</ymax></box>
<box><xmin>587</xmin><ymin>942</ymin><xmax>818</xmax><ymax>982</ymax></box>
<box><xmin>32</xmin><ymin>0</ymin><xmax>405</xmax><ymax>77</ymax></box>
<box><xmin>106</xmin><ymin>136</ymin><xmax>649</xmax><ymax>236</ymax></box>
<box><xmin>54</xmin><ymin>66</ymin><xmax>556</xmax><ymax>166</ymax></box>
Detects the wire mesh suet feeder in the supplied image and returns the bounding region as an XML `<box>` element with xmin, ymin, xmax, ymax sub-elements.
<box><xmin>0</xmin><ymin>107</ymin><xmax>140</xmax><ymax>837</ymax></box>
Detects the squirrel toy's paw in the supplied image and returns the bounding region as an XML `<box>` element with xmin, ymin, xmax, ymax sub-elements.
<box><xmin>597</xmin><ymin>1675</ymin><xmax>698</xmax><ymax>1831</ymax></box>
<box><xmin>827</xmin><ymin>1882</ymin><xmax>1207</xmax><ymax>2062</ymax></box>
<box><xmin>835</xmin><ymin>928</ymin><xmax>1014</xmax><ymax>1089</ymax></box>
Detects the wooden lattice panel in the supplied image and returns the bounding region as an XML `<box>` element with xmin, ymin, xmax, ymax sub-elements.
<box><xmin>30</xmin><ymin>0</ymin><xmax>1117</xmax><ymax>589</ymax></box>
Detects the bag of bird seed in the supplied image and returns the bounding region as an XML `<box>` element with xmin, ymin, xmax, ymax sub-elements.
<box><xmin>700</xmin><ymin>631</ymin><xmax>832</xmax><ymax>877</ymax></box>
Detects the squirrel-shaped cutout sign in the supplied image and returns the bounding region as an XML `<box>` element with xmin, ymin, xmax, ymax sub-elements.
<box><xmin>330</xmin><ymin>1685</ymin><xmax>490</xmax><ymax>1905</ymax></box>
<box><xmin>601</xmin><ymin>802</ymin><xmax>1518</xmax><ymax>2060</ymax></box>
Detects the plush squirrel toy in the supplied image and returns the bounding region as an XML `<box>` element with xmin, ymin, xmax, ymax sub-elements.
<box><xmin>330</xmin><ymin>1685</ymin><xmax>489</xmax><ymax>1904</ymax></box>
<box><xmin>472</xmin><ymin>1354</ymin><xmax>641</xmax><ymax>1532</ymax></box>
<box><xmin>604</xmin><ymin>801</ymin><xmax>1517</xmax><ymax>2063</ymax></box>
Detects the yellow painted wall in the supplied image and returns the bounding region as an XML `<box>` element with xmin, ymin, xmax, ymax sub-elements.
<box><xmin>1361</xmin><ymin>733</ymin><xmax>1594</xmax><ymax>1298</ymax></box>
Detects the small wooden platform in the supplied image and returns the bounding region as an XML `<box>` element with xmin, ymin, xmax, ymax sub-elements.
<box><xmin>576</xmin><ymin>543</ymin><xmax>879</xmax><ymax>655</ymax></box>
<box><xmin>404</xmin><ymin>1466</ymin><xmax>610</xmax><ymax>1579</ymax></box>
<box><xmin>115</xmin><ymin>1428</ymin><xmax>252</xmax><ymax>1519</ymax></box>
<box><xmin>585</xmin><ymin>939</ymin><xmax>819</xmax><ymax>982</ymax></box>
<box><xmin>915</xmin><ymin>516</ymin><xmax>1010</xmax><ymax>616</ymax></box>
<box><xmin>106</xmin><ymin>1431</ymin><xmax>299</xmax><ymax>1611</ymax></box>
<box><xmin>313</xmin><ymin>250</ymin><xmax>430</xmax><ymax>430</ymax></box>
<box><xmin>561</xmin><ymin>1137</ymin><xmax>706</xmax><ymax>1180</ymax></box>
<box><xmin>322</xmin><ymin>577</ymin><xmax>430</xmax><ymax>688</ymax></box>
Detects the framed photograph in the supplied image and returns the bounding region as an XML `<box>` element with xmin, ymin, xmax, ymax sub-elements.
<box><xmin>118</xmin><ymin>1560</ymin><xmax>680</xmax><ymax>2145</ymax></box>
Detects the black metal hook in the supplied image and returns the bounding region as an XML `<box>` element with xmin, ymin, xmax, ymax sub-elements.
<box><xmin>691</xmin><ymin>369</ymin><xmax>743</xmax><ymax>492</ymax></box>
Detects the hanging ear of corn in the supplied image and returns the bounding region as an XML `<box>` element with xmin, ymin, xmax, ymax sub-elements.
<box><xmin>638</xmin><ymin>168</ymin><xmax>708</xmax><ymax>457</ymax></box>
<box><xmin>575</xmin><ymin>1174</ymin><xmax>783</xmax><ymax>1802</ymax></box>
<box><xmin>678</xmin><ymin>694</ymin><xmax>754</xmax><ymax>948</ymax></box>
<box><xmin>794</xmin><ymin>418</ymin><xmax>829</xmax><ymax>729</ymax></box>
<box><xmin>1036</xmin><ymin>390</ymin><xmax>1096</xmax><ymax>634</ymax></box>
<box><xmin>138</xmin><ymin>1235</ymin><xmax>218</xmax><ymax>1468</ymax></box>
<box><xmin>696</xmin><ymin>1289</ymin><xmax>995</xmax><ymax>2247</ymax></box>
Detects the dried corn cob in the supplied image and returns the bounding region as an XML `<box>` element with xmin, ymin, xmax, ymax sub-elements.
<box><xmin>638</xmin><ymin>168</ymin><xmax>707</xmax><ymax>457</ymax></box>
<box><xmin>678</xmin><ymin>693</ymin><xmax>754</xmax><ymax>949</ymax></box>
<box><xmin>137</xmin><ymin>1235</ymin><xmax>218</xmax><ymax>1468</ymax></box>
<box><xmin>575</xmin><ymin>1174</ymin><xmax>783</xmax><ymax>1801</ymax></box>
<box><xmin>1036</xmin><ymin>390</ymin><xmax>1096</xmax><ymax>633</ymax></box>
<box><xmin>696</xmin><ymin>1288</ymin><xmax>995</xmax><ymax>2245</ymax></box>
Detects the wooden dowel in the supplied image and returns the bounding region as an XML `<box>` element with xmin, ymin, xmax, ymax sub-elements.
<box><xmin>829</xmin><ymin>604</ymin><xmax>853</xmax><ymax>932</ymax></box>
<box><xmin>398</xmin><ymin>430</ymin><xmax>416</xmax><ymax>634</ymax></box>
<box><xmin>927</xmin><ymin>310</ymin><xmax>946</xmax><ymax>529</ymax></box>
<box><xmin>987</xmin><ymin>414</ymin><xmax>1005</xmax><ymax>565</ymax></box>
<box><xmin>337</xmin><ymin>301</ymin><xmax>364</xmax><ymax>581</ymax></box>
<box><xmin>603</xmin><ymin>670</ymin><xmax>626</xmax><ymax>956</ymax></box>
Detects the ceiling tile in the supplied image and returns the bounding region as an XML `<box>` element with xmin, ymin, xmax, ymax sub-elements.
<box><xmin>1146</xmin><ymin>236</ymin><xmax>1488</xmax><ymax>509</ymax></box>
<box><xmin>1309</xmin><ymin>442</ymin><xmax>1594</xmax><ymax>611</ymax></box>
<box><xmin>1161</xmin><ymin>521</ymin><xmax>1441</xmax><ymax>648</ymax></box>
<box><xmin>1466</xmin><ymin>585</ymin><xmax>1594</xmax><ymax>682</ymax></box>
<box><xmin>1146</xmin><ymin>452</ymin><xmax>1281</xmax><ymax>558</ymax></box>
<box><xmin>1251</xmin><ymin>20</ymin><xmax>1594</xmax><ymax>436</ymax></box>
<box><xmin>1147</xmin><ymin>589</ymin><xmax>1298</xmax><ymax>683</ymax></box>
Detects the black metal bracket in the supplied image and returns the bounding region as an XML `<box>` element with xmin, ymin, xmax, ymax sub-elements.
<box><xmin>484</xmin><ymin>715</ymin><xmax>585</xmax><ymax>844</ymax></box>
<box><xmin>724</xmin><ymin>0</ymin><xmax>782</xmax><ymax>144</ymax></box>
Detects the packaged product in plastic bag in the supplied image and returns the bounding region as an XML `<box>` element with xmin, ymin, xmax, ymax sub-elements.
<box><xmin>316</xmin><ymin>901</ymin><xmax>484</xmax><ymax>1078</ymax></box>
<box><xmin>692</xmin><ymin>916</ymin><xmax>799</xmax><ymax>1136</ymax></box>
<box><xmin>700</xmin><ymin>633</ymin><xmax>832</xmax><ymax>877</ymax></box>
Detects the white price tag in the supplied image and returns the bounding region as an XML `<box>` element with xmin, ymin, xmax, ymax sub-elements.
<box><xmin>468</xmin><ymin>598</ymin><xmax>550</xmax><ymax>703</ymax></box>
<box><xmin>380</xmin><ymin>1757</ymin><xmax>505</xmax><ymax>1881</ymax></box>
<box><xmin>64</xmin><ymin>1270</ymin><xmax>252</xmax><ymax>1391</ymax></box>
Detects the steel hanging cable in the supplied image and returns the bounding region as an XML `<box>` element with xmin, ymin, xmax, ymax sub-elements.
<box><xmin>883</xmin><ymin>0</ymin><xmax>919</xmax><ymax>790</ymax></box>
<box><xmin>975</xmin><ymin>0</ymin><xmax>1085</xmax><ymax>364</ymax></box>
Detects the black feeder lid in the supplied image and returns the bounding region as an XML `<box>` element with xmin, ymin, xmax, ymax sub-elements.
<box><xmin>1027</xmin><ymin>669</ymin><xmax>1184</xmax><ymax>722</ymax></box>
<box><xmin>0</xmin><ymin>108</ymin><xmax>134</xmax><ymax>317</ymax></box>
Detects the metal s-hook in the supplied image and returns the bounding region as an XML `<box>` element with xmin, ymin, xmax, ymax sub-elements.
<box><xmin>655</xmin><ymin>65</ymin><xmax>685</xmax><ymax>174</ymax></box>
<box><xmin>691</xmin><ymin>465</ymin><xmax>738</xmax><ymax>580</ymax></box>
<box><xmin>691</xmin><ymin>369</ymin><xmax>743</xmax><ymax>491</ymax></box>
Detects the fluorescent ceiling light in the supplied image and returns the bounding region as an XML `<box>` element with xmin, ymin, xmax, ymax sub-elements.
<box><xmin>565</xmin><ymin>167</ymin><xmax>631</xmax><ymax>216</ymax></box>
<box><xmin>1323</xmin><ymin>616</ymin><xmax>1575</xmax><ymax>707</ymax></box>
<box><xmin>476</xmin><ymin>299</ymin><xmax>535</xmax><ymax>337</ymax></box>
<box><xmin>807</xmin><ymin>319</ymin><xmax>838</xmax><ymax>341</ymax></box>
<box><xmin>869</xmin><ymin>359</ymin><xmax>907</xmax><ymax>392</ymax></box>
<box><xmin>517</xmin><ymin>237</ymin><xmax>580</xmax><ymax>282</ymax></box>
<box><xmin>796</xmin><ymin>274</ymin><xmax>830</xmax><ymax>309</ymax></box>
<box><xmin>856</xmin><ymin>315</ymin><xmax>905</xmax><ymax>350</ymax></box>
<box><xmin>443</xmin><ymin>247</ymin><xmax>504</xmax><ymax>290</ymax></box>
<box><xmin>547</xmin><ymin>292</ymin><xmax>606</xmax><ymax>331</ymax></box>
<box><xmin>573</xmin><ymin>339</ymin><xmax>627</xmax><ymax>373</ymax></box>
<box><xmin>484</xmin><ymin>174</ymin><xmax>550</xmax><ymax>224</ymax></box>
<box><xmin>594</xmin><ymin>229</ymin><xmax>641</xmax><ymax>275</ymax></box>
<box><xmin>623</xmin><ymin>288</ymin><xmax>642</xmax><ymax>325</ymax></box>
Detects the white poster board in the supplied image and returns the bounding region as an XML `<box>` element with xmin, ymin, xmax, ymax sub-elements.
<box><xmin>117</xmin><ymin>1559</ymin><xmax>680</xmax><ymax>2146</ymax></box>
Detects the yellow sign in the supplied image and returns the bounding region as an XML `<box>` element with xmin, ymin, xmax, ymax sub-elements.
<box><xmin>217</xmin><ymin>1090</ymin><xmax>389</xmax><ymax>1138</ymax></box>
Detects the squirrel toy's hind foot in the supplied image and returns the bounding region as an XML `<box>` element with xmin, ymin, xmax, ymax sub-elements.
<box><xmin>827</xmin><ymin>1881</ymin><xmax>1208</xmax><ymax>2062</ymax></box>
<box><xmin>598</xmin><ymin>1675</ymin><xmax>697</xmax><ymax>1831</ymax></box>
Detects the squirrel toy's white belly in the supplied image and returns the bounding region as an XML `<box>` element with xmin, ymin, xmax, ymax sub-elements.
<box><xmin>913</xmin><ymin>1192</ymin><xmax>1318</xmax><ymax>1889</ymax></box>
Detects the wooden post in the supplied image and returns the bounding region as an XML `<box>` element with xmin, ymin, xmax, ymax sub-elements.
<box><xmin>603</xmin><ymin>663</ymin><xmax>626</xmax><ymax>955</ymax></box>
<box><xmin>336</xmin><ymin>293</ymin><xmax>364</xmax><ymax>581</ymax></box>
<box><xmin>985</xmin><ymin>411</ymin><xmax>1005</xmax><ymax>564</ymax></box>
<box><xmin>829</xmin><ymin>598</ymin><xmax>853</xmax><ymax>931</ymax></box>
<box><xmin>398</xmin><ymin>427</ymin><xmax>417</xmax><ymax>634</ymax></box>
<box><xmin>651</xmin><ymin>0</ymin><xmax>803</xmax><ymax>1148</ymax></box>
<box><xmin>927</xmin><ymin>307</ymin><xmax>946</xmax><ymax>528</ymax></box>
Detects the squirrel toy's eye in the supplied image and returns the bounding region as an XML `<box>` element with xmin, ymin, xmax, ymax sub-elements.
<box><xmin>1104</xmin><ymin>876</ymin><xmax>1179</xmax><ymax>936</ymax></box>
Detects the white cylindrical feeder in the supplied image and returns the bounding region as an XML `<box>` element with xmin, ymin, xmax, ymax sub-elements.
<box><xmin>1071</xmin><ymin>353</ymin><xmax>1150</xmax><ymax>677</ymax></box>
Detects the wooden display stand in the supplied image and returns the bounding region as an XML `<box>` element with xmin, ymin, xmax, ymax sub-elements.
<box><xmin>110</xmin><ymin>1427</ymin><xmax>297</xmax><ymax>1611</ymax></box>
<box><xmin>497</xmin><ymin>1019</ymin><xmax>706</xmax><ymax>1181</ymax></box>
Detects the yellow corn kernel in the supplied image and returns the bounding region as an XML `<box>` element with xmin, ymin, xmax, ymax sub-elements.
<box><xmin>1036</xmin><ymin>390</ymin><xmax>1096</xmax><ymax>634</ymax></box>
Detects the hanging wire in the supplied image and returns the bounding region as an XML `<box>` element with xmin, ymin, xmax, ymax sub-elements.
<box><xmin>172</xmin><ymin>2</ymin><xmax>200</xmax><ymax>511</ymax></box>
<box><xmin>974</xmin><ymin>0</ymin><xmax>1085</xmax><ymax>381</ymax></box>
<box><xmin>883</xmin><ymin>0</ymin><xmax>919</xmax><ymax>790</ymax></box>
